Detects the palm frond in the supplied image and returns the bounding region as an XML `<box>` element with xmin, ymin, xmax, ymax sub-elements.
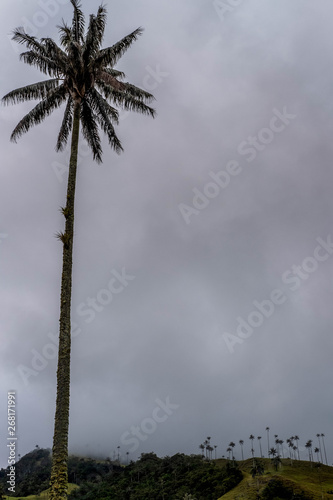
<box><xmin>94</xmin><ymin>27</ymin><xmax>143</xmax><ymax>69</ymax></box>
<box><xmin>19</xmin><ymin>50</ymin><xmax>61</xmax><ymax>77</ymax></box>
<box><xmin>2</xmin><ymin>79</ymin><xmax>60</xmax><ymax>105</ymax></box>
<box><xmin>87</xmin><ymin>89</ymin><xmax>123</xmax><ymax>153</ymax></box>
<box><xmin>58</xmin><ymin>22</ymin><xmax>73</xmax><ymax>49</ymax></box>
<box><xmin>80</xmin><ymin>98</ymin><xmax>102</xmax><ymax>163</ymax></box>
<box><xmin>120</xmin><ymin>82</ymin><xmax>156</xmax><ymax>102</ymax></box>
<box><xmin>70</xmin><ymin>0</ymin><xmax>85</xmax><ymax>43</ymax></box>
<box><xmin>12</xmin><ymin>28</ymin><xmax>46</xmax><ymax>54</ymax></box>
<box><xmin>96</xmin><ymin>80</ymin><xmax>156</xmax><ymax>118</ymax></box>
<box><xmin>40</xmin><ymin>38</ymin><xmax>68</xmax><ymax>72</ymax></box>
<box><xmin>89</xmin><ymin>88</ymin><xmax>119</xmax><ymax>124</ymax></box>
<box><xmin>96</xmin><ymin>70</ymin><xmax>126</xmax><ymax>91</ymax></box>
<box><xmin>56</xmin><ymin>96</ymin><xmax>74</xmax><ymax>151</ymax></box>
<box><xmin>103</xmin><ymin>68</ymin><xmax>126</xmax><ymax>80</ymax></box>
<box><xmin>83</xmin><ymin>6</ymin><xmax>107</xmax><ymax>65</ymax></box>
<box><xmin>10</xmin><ymin>85</ymin><xmax>67</xmax><ymax>142</ymax></box>
<box><xmin>66</xmin><ymin>41</ymin><xmax>83</xmax><ymax>73</ymax></box>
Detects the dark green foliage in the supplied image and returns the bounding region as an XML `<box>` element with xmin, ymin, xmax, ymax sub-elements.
<box><xmin>68</xmin><ymin>453</ymin><xmax>243</xmax><ymax>500</ymax></box>
<box><xmin>261</xmin><ymin>478</ymin><xmax>314</xmax><ymax>500</ymax></box>
<box><xmin>0</xmin><ymin>449</ymin><xmax>121</xmax><ymax>497</ymax></box>
<box><xmin>0</xmin><ymin>448</ymin><xmax>52</xmax><ymax>497</ymax></box>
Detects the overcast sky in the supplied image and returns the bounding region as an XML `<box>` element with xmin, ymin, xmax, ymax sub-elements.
<box><xmin>1</xmin><ymin>0</ymin><xmax>333</xmax><ymax>469</ymax></box>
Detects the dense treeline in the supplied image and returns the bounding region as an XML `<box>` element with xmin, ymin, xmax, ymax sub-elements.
<box><xmin>0</xmin><ymin>448</ymin><xmax>243</xmax><ymax>499</ymax></box>
<box><xmin>68</xmin><ymin>452</ymin><xmax>243</xmax><ymax>499</ymax></box>
<box><xmin>0</xmin><ymin>448</ymin><xmax>121</xmax><ymax>497</ymax></box>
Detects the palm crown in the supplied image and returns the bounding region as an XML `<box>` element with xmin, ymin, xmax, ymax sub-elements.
<box><xmin>2</xmin><ymin>0</ymin><xmax>155</xmax><ymax>163</ymax></box>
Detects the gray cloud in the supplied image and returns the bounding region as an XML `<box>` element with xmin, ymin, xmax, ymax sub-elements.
<box><xmin>1</xmin><ymin>0</ymin><xmax>333</xmax><ymax>469</ymax></box>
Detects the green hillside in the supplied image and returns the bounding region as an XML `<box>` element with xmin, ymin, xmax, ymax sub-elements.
<box><xmin>1</xmin><ymin>450</ymin><xmax>333</xmax><ymax>499</ymax></box>
<box><xmin>218</xmin><ymin>458</ymin><xmax>333</xmax><ymax>499</ymax></box>
<box><xmin>2</xmin><ymin>483</ymin><xmax>78</xmax><ymax>500</ymax></box>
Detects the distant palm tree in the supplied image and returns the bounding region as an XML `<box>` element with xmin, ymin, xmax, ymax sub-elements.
<box><xmin>314</xmin><ymin>447</ymin><xmax>320</xmax><ymax>462</ymax></box>
<box><xmin>239</xmin><ymin>440</ymin><xmax>244</xmax><ymax>461</ymax></box>
<box><xmin>249</xmin><ymin>435</ymin><xmax>255</xmax><ymax>456</ymax></box>
<box><xmin>203</xmin><ymin>440</ymin><xmax>207</xmax><ymax>459</ymax></box>
<box><xmin>2</xmin><ymin>3</ymin><xmax>155</xmax><ymax>498</ymax></box>
<box><xmin>286</xmin><ymin>438</ymin><xmax>294</xmax><ymax>465</ymax></box>
<box><xmin>279</xmin><ymin>439</ymin><xmax>284</xmax><ymax>459</ymax></box>
<box><xmin>206</xmin><ymin>437</ymin><xmax>212</xmax><ymax>459</ymax></box>
<box><xmin>316</xmin><ymin>434</ymin><xmax>323</xmax><ymax>463</ymax></box>
<box><xmin>214</xmin><ymin>445</ymin><xmax>217</xmax><ymax>460</ymax></box>
<box><xmin>226</xmin><ymin>447</ymin><xmax>232</xmax><ymax>460</ymax></box>
<box><xmin>229</xmin><ymin>442</ymin><xmax>235</xmax><ymax>458</ymax></box>
<box><xmin>266</xmin><ymin>427</ymin><xmax>270</xmax><ymax>457</ymax></box>
<box><xmin>320</xmin><ymin>433</ymin><xmax>328</xmax><ymax>465</ymax></box>
<box><xmin>275</xmin><ymin>437</ymin><xmax>279</xmax><ymax>457</ymax></box>
<box><xmin>269</xmin><ymin>447</ymin><xmax>277</xmax><ymax>458</ymax></box>
<box><xmin>305</xmin><ymin>440</ymin><xmax>313</xmax><ymax>466</ymax></box>
<box><xmin>199</xmin><ymin>444</ymin><xmax>205</xmax><ymax>457</ymax></box>
<box><xmin>294</xmin><ymin>435</ymin><xmax>300</xmax><ymax>460</ymax></box>
<box><xmin>257</xmin><ymin>436</ymin><xmax>263</xmax><ymax>458</ymax></box>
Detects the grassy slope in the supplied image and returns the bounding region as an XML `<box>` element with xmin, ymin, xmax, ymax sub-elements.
<box><xmin>3</xmin><ymin>483</ymin><xmax>79</xmax><ymax>499</ymax></box>
<box><xmin>3</xmin><ymin>458</ymin><xmax>333</xmax><ymax>499</ymax></box>
<box><xmin>217</xmin><ymin>458</ymin><xmax>333</xmax><ymax>499</ymax></box>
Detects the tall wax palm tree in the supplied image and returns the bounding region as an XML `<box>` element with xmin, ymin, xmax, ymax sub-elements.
<box><xmin>206</xmin><ymin>437</ymin><xmax>212</xmax><ymax>459</ymax></box>
<box><xmin>320</xmin><ymin>433</ymin><xmax>328</xmax><ymax>465</ymax></box>
<box><xmin>229</xmin><ymin>441</ymin><xmax>235</xmax><ymax>459</ymax></box>
<box><xmin>266</xmin><ymin>427</ymin><xmax>270</xmax><ymax>458</ymax></box>
<box><xmin>199</xmin><ymin>444</ymin><xmax>205</xmax><ymax>457</ymax></box>
<box><xmin>249</xmin><ymin>435</ymin><xmax>255</xmax><ymax>456</ymax></box>
<box><xmin>279</xmin><ymin>439</ymin><xmax>284</xmax><ymax>459</ymax></box>
<box><xmin>257</xmin><ymin>436</ymin><xmax>263</xmax><ymax>458</ymax></box>
<box><xmin>316</xmin><ymin>433</ymin><xmax>323</xmax><ymax>463</ymax></box>
<box><xmin>294</xmin><ymin>435</ymin><xmax>300</xmax><ymax>460</ymax></box>
<box><xmin>249</xmin><ymin>434</ymin><xmax>255</xmax><ymax>467</ymax></box>
<box><xmin>305</xmin><ymin>440</ymin><xmax>313</xmax><ymax>466</ymax></box>
<box><xmin>314</xmin><ymin>447</ymin><xmax>320</xmax><ymax>463</ymax></box>
<box><xmin>239</xmin><ymin>440</ymin><xmax>244</xmax><ymax>461</ymax></box>
<box><xmin>286</xmin><ymin>438</ymin><xmax>294</xmax><ymax>465</ymax></box>
<box><xmin>204</xmin><ymin>439</ymin><xmax>209</xmax><ymax>459</ymax></box>
<box><xmin>2</xmin><ymin>2</ymin><xmax>155</xmax><ymax>498</ymax></box>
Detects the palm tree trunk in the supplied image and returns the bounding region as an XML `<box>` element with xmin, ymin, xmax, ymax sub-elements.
<box><xmin>49</xmin><ymin>102</ymin><xmax>80</xmax><ymax>500</ymax></box>
<box><xmin>321</xmin><ymin>435</ymin><xmax>328</xmax><ymax>465</ymax></box>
